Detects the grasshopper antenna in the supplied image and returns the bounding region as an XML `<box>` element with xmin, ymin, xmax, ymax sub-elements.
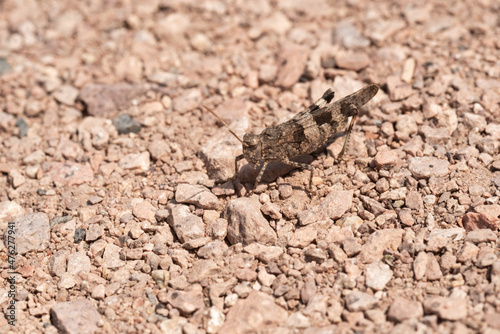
<box><xmin>202</xmin><ymin>105</ymin><xmax>244</xmax><ymax>144</ymax></box>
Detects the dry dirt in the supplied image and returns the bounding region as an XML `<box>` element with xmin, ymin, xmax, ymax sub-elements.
<box><xmin>1</xmin><ymin>0</ymin><xmax>500</xmax><ymax>333</ymax></box>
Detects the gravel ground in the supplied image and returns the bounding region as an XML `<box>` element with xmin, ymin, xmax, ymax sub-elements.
<box><xmin>1</xmin><ymin>0</ymin><xmax>500</xmax><ymax>333</ymax></box>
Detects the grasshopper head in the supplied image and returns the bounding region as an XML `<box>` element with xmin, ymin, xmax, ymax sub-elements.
<box><xmin>242</xmin><ymin>133</ymin><xmax>261</xmax><ymax>164</ymax></box>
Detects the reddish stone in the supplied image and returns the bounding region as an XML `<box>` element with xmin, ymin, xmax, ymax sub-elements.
<box><xmin>461</xmin><ymin>212</ymin><xmax>499</xmax><ymax>232</ymax></box>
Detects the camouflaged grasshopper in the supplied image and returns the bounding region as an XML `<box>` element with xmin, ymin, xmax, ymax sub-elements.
<box><xmin>203</xmin><ymin>84</ymin><xmax>379</xmax><ymax>190</ymax></box>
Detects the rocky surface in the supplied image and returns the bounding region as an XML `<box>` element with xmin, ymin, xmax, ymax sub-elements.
<box><xmin>0</xmin><ymin>0</ymin><xmax>499</xmax><ymax>333</ymax></box>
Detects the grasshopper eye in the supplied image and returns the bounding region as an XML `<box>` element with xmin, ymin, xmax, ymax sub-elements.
<box><xmin>243</xmin><ymin>134</ymin><xmax>259</xmax><ymax>148</ymax></box>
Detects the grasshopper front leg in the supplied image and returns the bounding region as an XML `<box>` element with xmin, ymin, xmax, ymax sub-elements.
<box><xmin>253</xmin><ymin>160</ymin><xmax>269</xmax><ymax>191</ymax></box>
<box><xmin>233</xmin><ymin>154</ymin><xmax>245</xmax><ymax>181</ymax></box>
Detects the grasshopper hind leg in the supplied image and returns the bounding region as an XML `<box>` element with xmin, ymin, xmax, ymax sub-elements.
<box><xmin>338</xmin><ymin>104</ymin><xmax>359</xmax><ymax>159</ymax></box>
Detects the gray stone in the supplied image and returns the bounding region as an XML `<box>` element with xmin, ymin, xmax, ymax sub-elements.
<box><xmin>118</xmin><ymin>152</ymin><xmax>150</xmax><ymax>172</ymax></box>
<box><xmin>182</xmin><ymin>236</ymin><xmax>211</xmax><ymax>250</ymax></box>
<box><xmin>476</xmin><ymin>246</ymin><xmax>497</xmax><ymax>268</ymax></box>
<box><xmin>5</xmin><ymin>212</ymin><xmax>50</xmax><ymax>255</ymax></box>
<box><xmin>398</xmin><ymin>208</ymin><xmax>415</xmax><ymax>226</ymax></box>
<box><xmin>188</xmin><ymin>259</ymin><xmax>219</xmax><ymax>283</ymax></box>
<box><xmin>387</xmin><ymin>75</ymin><xmax>413</xmax><ymax>101</ymax></box>
<box><xmin>206</xmin><ymin>306</ymin><xmax>225</xmax><ymax>334</ymax></box>
<box><xmin>419</xmin><ymin>125</ymin><xmax>450</xmax><ymax>145</ymax></box>
<box><xmin>168</xmin><ymin>204</ymin><xmax>205</xmax><ymax>243</ymax></box>
<box><xmin>304</xmin><ymin>248</ymin><xmax>327</xmax><ymax>263</ymax></box>
<box><xmin>50</xmin><ymin>299</ymin><xmax>101</xmax><ymax>334</ymax></box>
<box><xmin>423</xmin><ymin>297</ymin><xmax>467</xmax><ymax>321</ymax></box>
<box><xmin>333</xmin><ymin>21</ymin><xmax>370</xmax><ymax>49</ymax></box>
<box><xmin>86</xmin><ymin>223</ymin><xmax>104</xmax><ymax>241</ymax></box>
<box><xmin>112</xmin><ymin>114</ymin><xmax>141</xmax><ymax>134</ymax></box>
<box><xmin>425</xmin><ymin>228</ymin><xmax>465</xmax><ymax>252</ymax></box>
<box><xmin>197</xmin><ymin>240</ymin><xmax>228</xmax><ymax>259</ymax></box>
<box><xmin>131</xmin><ymin>199</ymin><xmax>157</xmax><ymax>222</ymax></box>
<box><xmin>49</xmin><ymin>250</ymin><xmax>70</xmax><ymax>277</ymax></box>
<box><xmin>0</xmin><ymin>57</ymin><xmax>11</xmax><ymax>76</ymax></box>
<box><xmin>23</xmin><ymin>150</ymin><xmax>46</xmax><ymax>165</ymax></box>
<box><xmin>408</xmin><ymin>157</ymin><xmax>450</xmax><ymax>179</ymax></box>
<box><xmin>359</xmin><ymin>229</ymin><xmax>404</xmax><ymax>263</ymax></box>
<box><xmin>405</xmin><ymin>190</ymin><xmax>424</xmax><ymax>211</ymax></box>
<box><xmin>53</xmin><ymin>85</ymin><xmax>79</xmax><ymax>106</ymax></box>
<box><xmin>198</xmin><ymin>118</ymin><xmax>248</xmax><ymax>182</ymax></box>
<box><xmin>395</xmin><ymin>114</ymin><xmax>418</xmax><ymax>140</ymax></box>
<box><xmin>342</xmin><ymin>237</ymin><xmax>362</xmax><ymax>257</ymax></box>
<box><xmin>327</xmin><ymin>243</ymin><xmax>347</xmax><ymax>263</ymax></box>
<box><xmin>175</xmin><ymin>183</ymin><xmax>221</xmax><ymax>210</ymax></box>
<box><xmin>345</xmin><ymin>291</ymin><xmax>377</xmax><ymax>311</ymax></box>
<box><xmin>257</xmin><ymin>270</ymin><xmax>276</xmax><ymax>287</ymax></box>
<box><xmin>173</xmin><ymin>88</ymin><xmax>202</xmax><ymax>113</ymax></box>
<box><xmin>288</xmin><ymin>225</ymin><xmax>317</xmax><ymax>248</ymax></box>
<box><xmin>457</xmin><ymin>242</ymin><xmax>479</xmax><ymax>263</ymax></box>
<box><xmin>206</xmin><ymin>218</ymin><xmax>228</xmax><ymax>240</ymax></box>
<box><xmin>485</xmin><ymin>313</ymin><xmax>500</xmax><ymax>330</ymax></box>
<box><xmin>491</xmin><ymin>262</ymin><xmax>500</xmax><ymax>285</ymax></box>
<box><xmin>275</xmin><ymin>43</ymin><xmax>310</xmax><ymax>88</ymax></box>
<box><xmin>465</xmin><ymin>229</ymin><xmax>497</xmax><ymax>243</ymax></box>
<box><xmin>360</xmin><ymin>196</ymin><xmax>387</xmax><ymax>216</ymax></box>
<box><xmin>66</xmin><ymin>251</ymin><xmax>91</xmax><ymax>275</ymax></box>
<box><xmin>0</xmin><ymin>201</ymin><xmax>25</xmax><ymax>224</ymax></box>
<box><xmin>8</xmin><ymin>170</ymin><xmax>25</xmax><ymax>188</ymax></box>
<box><xmin>298</xmin><ymin>190</ymin><xmax>353</xmax><ymax>225</ymax></box>
<box><xmin>335</xmin><ymin>52</ymin><xmax>370</xmax><ymax>71</ymax></box>
<box><xmin>367</xmin><ymin>19</ymin><xmax>406</xmax><ymax>44</ymax></box>
<box><xmin>225</xmin><ymin>197</ymin><xmax>276</xmax><ymax>246</ymax></box>
<box><xmin>365</xmin><ymin>261</ymin><xmax>393</xmax><ymax>290</ymax></box>
<box><xmin>388</xmin><ymin>297</ymin><xmax>423</xmax><ymax>322</ymax></box>
<box><xmin>413</xmin><ymin>252</ymin><xmax>442</xmax><ymax>281</ymax></box>
<box><xmin>103</xmin><ymin>243</ymin><xmax>125</xmax><ymax>269</ymax></box>
<box><xmin>373</xmin><ymin>150</ymin><xmax>399</xmax><ymax>169</ymax></box>
<box><xmin>261</xmin><ymin>202</ymin><xmax>282</xmax><ymax>220</ymax></box>
<box><xmin>243</xmin><ymin>243</ymin><xmax>283</xmax><ymax>263</ymax></box>
<box><xmin>218</xmin><ymin>291</ymin><xmax>288</xmax><ymax>333</ymax></box>
<box><xmin>435</xmin><ymin>108</ymin><xmax>457</xmax><ymax>136</ymax></box>
<box><xmin>160</xmin><ymin>287</ymin><xmax>204</xmax><ymax>315</ymax></box>
<box><xmin>300</xmin><ymin>276</ymin><xmax>317</xmax><ymax>305</ymax></box>
<box><xmin>286</xmin><ymin>312</ymin><xmax>310</xmax><ymax>328</ymax></box>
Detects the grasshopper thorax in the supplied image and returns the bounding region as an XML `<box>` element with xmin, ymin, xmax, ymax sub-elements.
<box><xmin>242</xmin><ymin>133</ymin><xmax>262</xmax><ymax>164</ymax></box>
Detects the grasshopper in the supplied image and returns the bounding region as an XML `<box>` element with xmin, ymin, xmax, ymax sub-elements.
<box><xmin>203</xmin><ymin>84</ymin><xmax>379</xmax><ymax>190</ymax></box>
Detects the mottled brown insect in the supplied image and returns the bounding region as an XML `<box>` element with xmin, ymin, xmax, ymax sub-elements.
<box><xmin>204</xmin><ymin>84</ymin><xmax>379</xmax><ymax>190</ymax></box>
